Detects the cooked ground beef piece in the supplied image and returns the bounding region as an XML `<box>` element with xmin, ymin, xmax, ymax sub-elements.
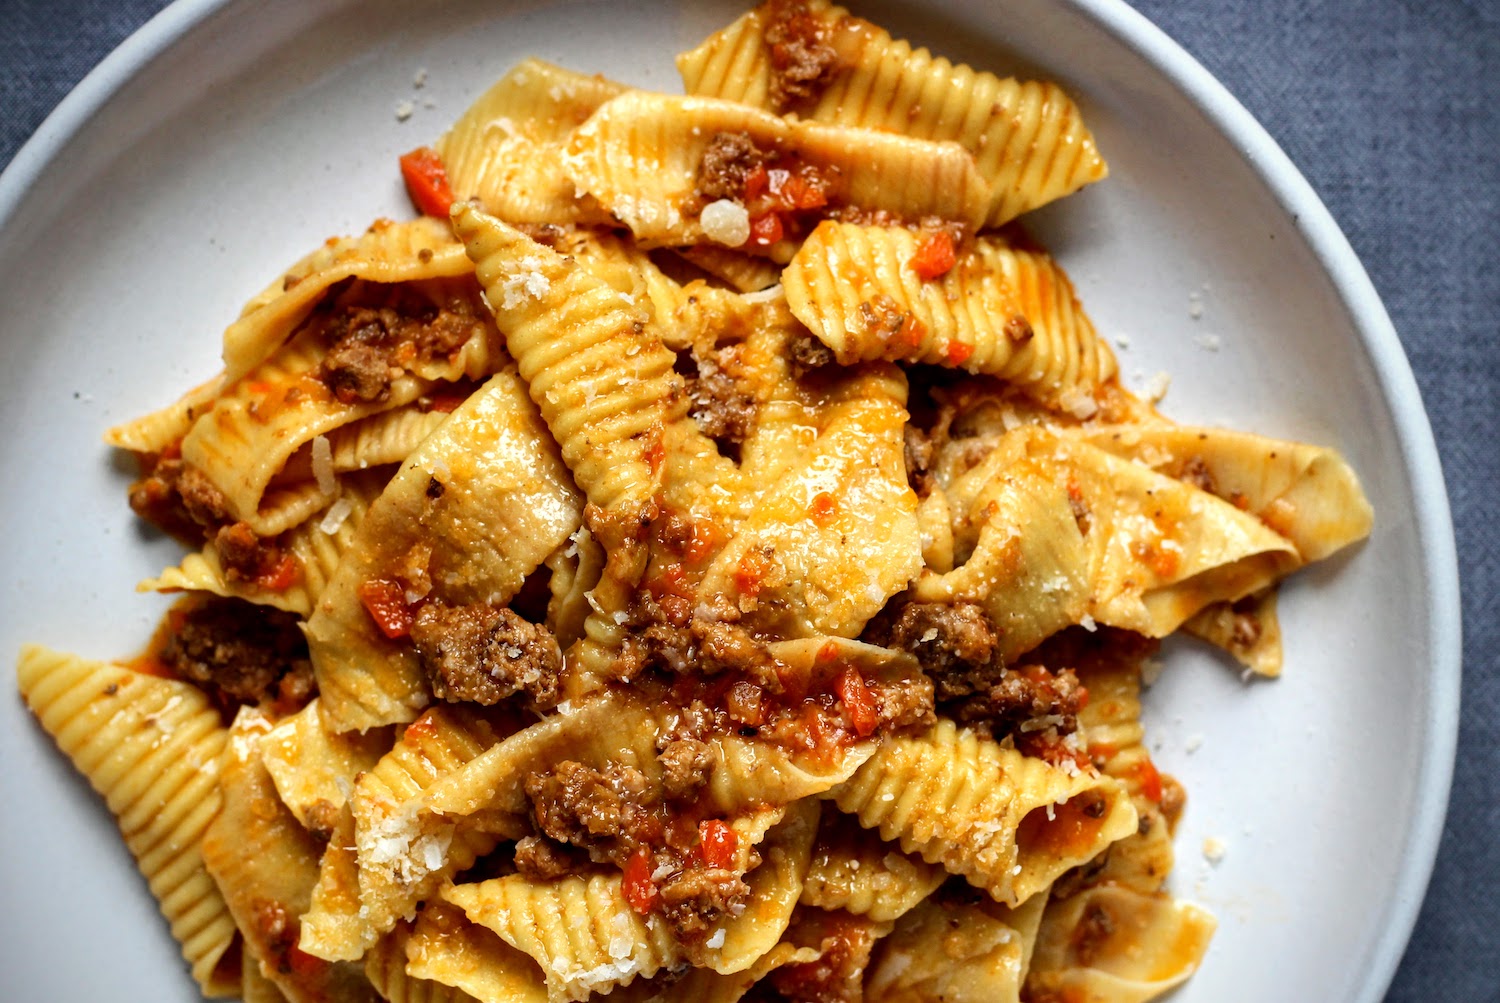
<box><xmin>1179</xmin><ymin>455</ymin><xmax>1218</xmax><ymax>495</ymax></box>
<box><xmin>212</xmin><ymin>520</ymin><xmax>288</xmax><ymax>582</ymax></box>
<box><xmin>765</xmin><ymin>0</ymin><xmax>841</xmax><ymax>111</ymax></box>
<box><xmin>161</xmin><ymin>597</ymin><xmax>313</xmax><ymax>708</ymax></box>
<box><xmin>696</xmin><ymin>131</ymin><xmax>769</xmax><ymax>202</ymax></box>
<box><xmin>525</xmin><ymin>760</ymin><xmax>656</xmax><ymax>852</ymax></box>
<box><xmin>128</xmin><ymin>457</ymin><xmax>233</xmax><ymax>542</ymax></box>
<box><xmin>321</xmin><ymin>338</ymin><xmax>394</xmax><ymax>404</ymax></box>
<box><xmin>410</xmin><ymin>602</ymin><xmax>564</xmax><ymax>709</ymax></box>
<box><xmin>902</xmin><ymin>424</ymin><xmax>935</xmax><ymax>495</ymax></box>
<box><xmin>657</xmin><ymin>738</ymin><xmax>717</xmax><ymax>799</ymax></box>
<box><xmin>678</xmin><ymin>342</ymin><xmax>757</xmax><ymax>460</ymax></box>
<box><xmin>691</xmin><ymin>364</ymin><xmax>756</xmax><ymax>451</ymax></box>
<box><xmin>615</xmin><ymin>590</ymin><xmax>783</xmax><ymax>690</ymax></box>
<box><xmin>869</xmin><ymin>600</ymin><xmax>1001</xmax><ymax>700</ymax></box>
<box><xmin>946</xmin><ymin>664</ymin><xmax>1088</xmax><ymax>740</ymax></box>
<box><xmin>1072</xmin><ymin>899</ymin><xmax>1116</xmax><ymax>967</ymax></box>
<box><xmin>657</xmin><ymin>867</ymin><xmax>750</xmax><ymax>940</ymax></box>
<box><xmin>513</xmin><ymin>834</ymin><xmax>588</xmax><ymax>881</ymax></box>
<box><xmin>788</xmin><ymin>331</ymin><xmax>835</xmax><ymax>377</ymax></box>
<box><xmin>870</xmin><ymin>600</ymin><xmax>1085</xmax><ymax>742</ymax></box>
<box><xmin>316</xmin><ymin>296</ymin><xmax>487</xmax><ymax>405</ymax></box>
<box><xmin>873</xmin><ymin>672</ymin><xmax>937</xmax><ymax>734</ymax></box>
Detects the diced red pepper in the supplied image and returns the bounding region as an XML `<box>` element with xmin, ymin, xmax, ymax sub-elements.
<box><xmin>287</xmin><ymin>943</ymin><xmax>327</xmax><ymax>979</ymax></box>
<box><xmin>744</xmin><ymin>163</ymin><xmax>769</xmax><ymax>201</ymax></box>
<box><xmin>358</xmin><ymin>578</ymin><xmax>413</xmax><ymax>639</ymax></box>
<box><xmin>685</xmin><ymin>521</ymin><xmax>722</xmax><ymax>564</ymax></box>
<box><xmin>835</xmin><ymin>666</ymin><xmax>880</xmax><ymax>737</ymax></box>
<box><xmin>734</xmin><ymin>549</ymin><xmax>772</xmax><ymax>599</ymax></box>
<box><xmin>749</xmin><ymin>212</ymin><xmax>784</xmax><ymax>247</ymax></box>
<box><xmin>1135</xmin><ymin>757</ymin><xmax>1165</xmax><ymax>803</ymax></box>
<box><xmin>809</xmin><ymin>491</ymin><xmax>839</xmax><ymax>528</ymax></box>
<box><xmin>780</xmin><ymin>173</ymin><xmax>827</xmax><ymax>210</ymax></box>
<box><xmin>910</xmin><ymin>229</ymin><xmax>957</xmax><ymax>281</ymax></box>
<box><xmin>896</xmin><ymin>314</ymin><xmax>926</xmax><ymax>350</ymax></box>
<box><xmin>399</xmin><ymin>146</ymin><xmax>455</xmax><ymax>218</ymax></box>
<box><xmin>697</xmin><ymin>819</ymin><xmax>739</xmax><ymax>869</ymax></box>
<box><xmin>254</xmin><ymin>553</ymin><xmax>301</xmax><ymax>592</ymax></box>
<box><xmin>622</xmin><ymin>848</ymin><xmax>659</xmax><ymax>914</ymax></box>
<box><xmin>945</xmin><ymin>340</ymin><xmax>974</xmax><ymax>366</ymax></box>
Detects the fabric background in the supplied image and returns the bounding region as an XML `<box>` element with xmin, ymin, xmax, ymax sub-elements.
<box><xmin>2</xmin><ymin>0</ymin><xmax>1495</xmax><ymax>998</ymax></box>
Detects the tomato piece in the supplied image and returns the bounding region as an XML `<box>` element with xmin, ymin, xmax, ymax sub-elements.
<box><xmin>744</xmin><ymin>163</ymin><xmax>769</xmax><ymax>201</ymax></box>
<box><xmin>685</xmin><ymin>521</ymin><xmax>721</xmax><ymax>564</ymax></box>
<box><xmin>809</xmin><ymin>491</ymin><xmax>839</xmax><ymax>528</ymax></box>
<box><xmin>622</xmin><ymin>848</ymin><xmax>659</xmax><ymax>914</ymax></box>
<box><xmin>398</xmin><ymin>146</ymin><xmax>455</xmax><ymax>218</ymax></box>
<box><xmin>1135</xmin><ymin>757</ymin><xmax>1165</xmax><ymax>803</ymax></box>
<box><xmin>734</xmin><ymin>549</ymin><xmax>772</xmax><ymax>599</ymax></box>
<box><xmin>896</xmin><ymin>313</ymin><xmax>926</xmax><ymax>350</ymax></box>
<box><xmin>358</xmin><ymin>578</ymin><xmax>413</xmax><ymax>639</ymax></box>
<box><xmin>697</xmin><ymin>819</ymin><xmax>739</xmax><ymax>869</ymax></box>
<box><xmin>835</xmin><ymin>666</ymin><xmax>879</xmax><ymax>737</ymax></box>
<box><xmin>945</xmin><ymin>340</ymin><xmax>974</xmax><ymax>365</ymax></box>
<box><xmin>254</xmin><ymin>553</ymin><xmax>301</xmax><ymax>592</ymax></box>
<box><xmin>749</xmin><ymin>211</ymin><xmax>784</xmax><ymax>247</ymax></box>
<box><xmin>287</xmin><ymin>943</ymin><xmax>327</xmax><ymax>978</ymax></box>
<box><xmin>910</xmin><ymin>228</ymin><xmax>957</xmax><ymax>280</ymax></box>
<box><xmin>783</xmin><ymin>172</ymin><xmax>828</xmax><ymax>210</ymax></box>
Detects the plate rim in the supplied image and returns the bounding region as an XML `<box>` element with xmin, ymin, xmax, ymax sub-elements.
<box><xmin>0</xmin><ymin>1</ymin><xmax>1462</xmax><ymax>1000</ymax></box>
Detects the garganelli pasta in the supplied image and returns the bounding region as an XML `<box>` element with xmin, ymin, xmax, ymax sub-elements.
<box><xmin>18</xmin><ymin>3</ymin><xmax>1373</xmax><ymax>1001</ymax></box>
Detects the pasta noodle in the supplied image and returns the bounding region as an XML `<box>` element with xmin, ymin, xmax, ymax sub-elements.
<box><xmin>15</xmin><ymin>5</ymin><xmax>1374</xmax><ymax>1002</ymax></box>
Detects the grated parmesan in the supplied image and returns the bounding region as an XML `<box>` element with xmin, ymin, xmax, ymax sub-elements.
<box><xmin>311</xmin><ymin>435</ymin><xmax>336</xmax><ymax>495</ymax></box>
<box><xmin>318</xmin><ymin>496</ymin><xmax>354</xmax><ymax>534</ymax></box>
<box><xmin>699</xmin><ymin>199</ymin><xmax>751</xmax><ymax>247</ymax></box>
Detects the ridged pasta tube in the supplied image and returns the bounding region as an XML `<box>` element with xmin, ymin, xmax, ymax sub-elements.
<box><xmin>364</xmin><ymin>922</ymin><xmax>482</xmax><ymax>1003</ymax></box>
<box><xmin>300</xmin><ymin>706</ymin><xmax>522</xmax><ymax>961</ymax></box>
<box><xmin>305</xmin><ymin>369</ymin><xmax>581</xmax><ymax>732</ymax></box>
<box><xmin>404</xmin><ymin>902</ymin><xmax>549</xmax><ymax>1003</ymax></box>
<box><xmin>203</xmin><ymin>709</ymin><xmax>380</xmax><ymax>1002</ymax></box>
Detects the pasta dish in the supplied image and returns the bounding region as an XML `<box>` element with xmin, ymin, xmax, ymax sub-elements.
<box><xmin>15</xmin><ymin>2</ymin><xmax>1373</xmax><ymax>1001</ymax></box>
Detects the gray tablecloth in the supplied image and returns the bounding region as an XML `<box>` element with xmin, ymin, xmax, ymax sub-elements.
<box><xmin>2</xmin><ymin>0</ymin><xmax>1495</xmax><ymax>998</ymax></box>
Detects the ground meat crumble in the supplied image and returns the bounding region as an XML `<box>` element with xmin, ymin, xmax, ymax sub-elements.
<box><xmin>314</xmin><ymin>291</ymin><xmax>487</xmax><ymax>405</ymax></box>
<box><xmin>764</xmin><ymin>0</ymin><xmax>843</xmax><ymax>112</ymax></box>
<box><xmin>410</xmin><ymin>601</ymin><xmax>564</xmax><ymax>709</ymax></box>
<box><xmin>159</xmin><ymin>596</ymin><xmax>314</xmax><ymax>712</ymax></box>
<box><xmin>865</xmin><ymin>600</ymin><xmax>1089</xmax><ymax>755</ymax></box>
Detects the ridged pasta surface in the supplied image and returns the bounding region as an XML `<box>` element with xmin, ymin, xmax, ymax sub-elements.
<box><xmin>306</xmin><ymin>369</ymin><xmax>581</xmax><ymax>732</ymax></box>
<box><xmin>443</xmin><ymin>873</ymin><xmax>683</xmax><ymax>1002</ymax></box>
<box><xmin>16</xmin><ymin>646</ymin><xmax>238</xmax><ymax>995</ymax></box>
<box><xmin>800</xmin><ymin>810</ymin><xmax>945</xmax><ymax>922</ymax></box>
<box><xmin>784</xmin><ymin>223</ymin><xmax>1117</xmax><ymax>407</ymax></box>
<box><xmin>563</xmin><ymin>92</ymin><xmax>992</xmax><ymax>250</ymax></box>
<box><xmin>437</xmin><ymin>58</ymin><xmax>625</xmax><ymax>226</ymax></box>
<box><xmin>677</xmin><ymin>0</ymin><xmax>1107</xmax><ymax>225</ymax></box>
<box><xmin>827</xmin><ymin>718</ymin><xmax>1137</xmax><ymax>906</ymax></box>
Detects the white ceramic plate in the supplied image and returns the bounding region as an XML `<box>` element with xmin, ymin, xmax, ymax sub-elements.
<box><xmin>0</xmin><ymin>1</ymin><xmax>1459</xmax><ymax>1000</ymax></box>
